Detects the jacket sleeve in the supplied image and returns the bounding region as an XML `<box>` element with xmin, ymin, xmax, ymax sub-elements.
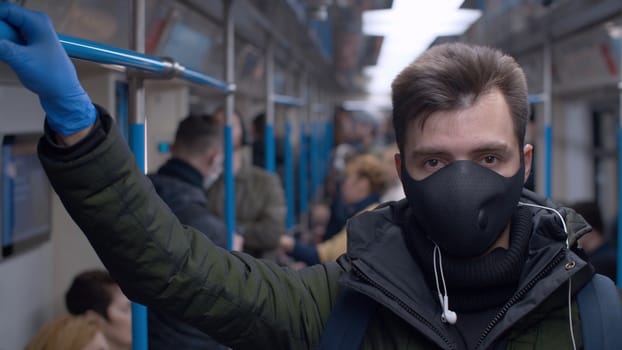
<box><xmin>238</xmin><ymin>171</ymin><xmax>287</xmax><ymax>252</ymax></box>
<box><xmin>38</xmin><ymin>109</ymin><xmax>341</xmax><ymax>350</ymax></box>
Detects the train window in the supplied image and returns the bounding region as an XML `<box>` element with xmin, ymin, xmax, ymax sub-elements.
<box><xmin>1</xmin><ymin>133</ymin><xmax>51</xmax><ymax>260</ymax></box>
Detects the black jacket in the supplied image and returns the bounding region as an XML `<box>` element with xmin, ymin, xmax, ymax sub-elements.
<box><xmin>147</xmin><ymin>158</ymin><xmax>228</xmax><ymax>350</ymax></box>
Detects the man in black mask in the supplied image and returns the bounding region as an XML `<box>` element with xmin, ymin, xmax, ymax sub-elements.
<box><xmin>2</xmin><ymin>4</ymin><xmax>619</xmax><ymax>349</ymax></box>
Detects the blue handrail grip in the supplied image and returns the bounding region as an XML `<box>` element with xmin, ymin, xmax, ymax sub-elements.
<box><xmin>284</xmin><ymin>122</ymin><xmax>295</xmax><ymax>229</ymax></box>
<box><xmin>618</xmin><ymin>129</ymin><xmax>622</xmax><ymax>287</ymax></box>
<box><xmin>129</xmin><ymin>123</ymin><xmax>148</xmax><ymax>350</ymax></box>
<box><xmin>265</xmin><ymin>124</ymin><xmax>276</xmax><ymax>173</ymax></box>
<box><xmin>224</xmin><ymin>125</ymin><xmax>236</xmax><ymax>251</ymax></box>
<box><xmin>544</xmin><ymin>124</ymin><xmax>552</xmax><ymax>198</ymax></box>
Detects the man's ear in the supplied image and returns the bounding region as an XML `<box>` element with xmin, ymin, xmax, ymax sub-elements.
<box><xmin>203</xmin><ymin>148</ymin><xmax>219</xmax><ymax>165</ymax></box>
<box><xmin>523</xmin><ymin>144</ymin><xmax>533</xmax><ymax>182</ymax></box>
<box><xmin>395</xmin><ymin>153</ymin><xmax>402</xmax><ymax>181</ymax></box>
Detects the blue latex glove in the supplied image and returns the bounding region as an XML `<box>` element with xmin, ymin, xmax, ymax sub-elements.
<box><xmin>0</xmin><ymin>3</ymin><xmax>95</xmax><ymax>136</ymax></box>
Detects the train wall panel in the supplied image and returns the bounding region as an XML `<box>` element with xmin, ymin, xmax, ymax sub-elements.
<box><xmin>145</xmin><ymin>81</ymin><xmax>190</xmax><ymax>173</ymax></box>
<box><xmin>0</xmin><ymin>242</ymin><xmax>54</xmax><ymax>350</ymax></box>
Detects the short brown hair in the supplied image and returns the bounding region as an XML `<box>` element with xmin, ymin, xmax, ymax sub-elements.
<box><xmin>172</xmin><ymin>114</ymin><xmax>222</xmax><ymax>156</ymax></box>
<box><xmin>65</xmin><ymin>269</ymin><xmax>117</xmax><ymax>321</ymax></box>
<box><xmin>391</xmin><ymin>43</ymin><xmax>528</xmax><ymax>153</ymax></box>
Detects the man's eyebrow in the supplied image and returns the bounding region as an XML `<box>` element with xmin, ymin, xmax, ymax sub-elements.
<box><xmin>410</xmin><ymin>142</ymin><xmax>512</xmax><ymax>157</ymax></box>
<box><xmin>410</xmin><ymin>147</ymin><xmax>450</xmax><ymax>157</ymax></box>
<box><xmin>470</xmin><ymin>142</ymin><xmax>512</xmax><ymax>154</ymax></box>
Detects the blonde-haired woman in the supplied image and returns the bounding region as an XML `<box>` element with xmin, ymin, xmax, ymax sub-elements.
<box><xmin>25</xmin><ymin>314</ymin><xmax>109</xmax><ymax>350</ymax></box>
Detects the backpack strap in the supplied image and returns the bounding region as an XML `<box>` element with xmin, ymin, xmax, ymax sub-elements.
<box><xmin>577</xmin><ymin>273</ymin><xmax>622</xmax><ymax>350</ymax></box>
<box><xmin>319</xmin><ymin>288</ymin><xmax>376</xmax><ymax>350</ymax></box>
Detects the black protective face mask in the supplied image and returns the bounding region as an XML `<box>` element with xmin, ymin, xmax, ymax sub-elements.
<box><xmin>401</xmin><ymin>160</ymin><xmax>524</xmax><ymax>258</ymax></box>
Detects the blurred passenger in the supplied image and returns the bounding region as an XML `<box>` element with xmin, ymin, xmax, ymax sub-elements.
<box><xmin>25</xmin><ymin>314</ymin><xmax>108</xmax><ymax>350</ymax></box>
<box><xmin>281</xmin><ymin>154</ymin><xmax>386</xmax><ymax>265</ymax></box>
<box><xmin>147</xmin><ymin>115</ymin><xmax>234</xmax><ymax>349</ymax></box>
<box><xmin>332</xmin><ymin>106</ymin><xmax>354</xmax><ymax>146</ymax></box>
<box><xmin>351</xmin><ymin>111</ymin><xmax>377</xmax><ymax>153</ymax></box>
<box><xmin>251</xmin><ymin>112</ymin><xmax>286</xmax><ymax>175</ymax></box>
<box><xmin>65</xmin><ymin>270</ymin><xmax>131</xmax><ymax>350</ymax></box>
<box><xmin>207</xmin><ymin>108</ymin><xmax>286</xmax><ymax>260</ymax></box>
<box><xmin>570</xmin><ymin>200</ymin><xmax>617</xmax><ymax>281</ymax></box>
<box><xmin>323</xmin><ymin>151</ymin><xmax>378</xmax><ymax>241</ymax></box>
<box><xmin>306</xmin><ymin>203</ymin><xmax>331</xmax><ymax>244</ymax></box>
<box><xmin>379</xmin><ymin>143</ymin><xmax>405</xmax><ymax>202</ymax></box>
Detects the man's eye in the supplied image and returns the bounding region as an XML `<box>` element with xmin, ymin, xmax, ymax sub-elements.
<box><xmin>483</xmin><ymin>156</ymin><xmax>497</xmax><ymax>164</ymax></box>
<box><xmin>426</xmin><ymin>159</ymin><xmax>440</xmax><ymax>167</ymax></box>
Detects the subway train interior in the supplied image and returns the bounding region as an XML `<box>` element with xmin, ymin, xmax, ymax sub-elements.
<box><xmin>0</xmin><ymin>0</ymin><xmax>621</xmax><ymax>349</ymax></box>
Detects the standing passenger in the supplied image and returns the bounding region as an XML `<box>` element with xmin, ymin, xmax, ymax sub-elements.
<box><xmin>0</xmin><ymin>4</ymin><xmax>620</xmax><ymax>349</ymax></box>
<box><xmin>207</xmin><ymin>108</ymin><xmax>286</xmax><ymax>260</ymax></box>
<box><xmin>147</xmin><ymin>114</ymin><xmax>236</xmax><ymax>349</ymax></box>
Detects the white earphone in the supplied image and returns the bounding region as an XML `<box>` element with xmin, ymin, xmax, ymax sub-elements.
<box><xmin>440</xmin><ymin>294</ymin><xmax>457</xmax><ymax>324</ymax></box>
<box><xmin>433</xmin><ymin>245</ymin><xmax>458</xmax><ymax>325</ymax></box>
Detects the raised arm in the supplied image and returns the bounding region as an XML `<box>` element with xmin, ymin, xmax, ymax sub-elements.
<box><xmin>0</xmin><ymin>4</ymin><xmax>341</xmax><ymax>349</ymax></box>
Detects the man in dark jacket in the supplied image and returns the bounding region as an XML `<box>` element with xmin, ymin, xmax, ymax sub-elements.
<box><xmin>1</xmin><ymin>4</ymin><xmax>620</xmax><ymax>349</ymax></box>
<box><xmin>147</xmin><ymin>114</ymin><xmax>236</xmax><ymax>350</ymax></box>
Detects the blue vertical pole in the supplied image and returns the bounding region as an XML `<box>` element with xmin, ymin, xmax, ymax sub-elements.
<box><xmin>299</xmin><ymin>123</ymin><xmax>308</xmax><ymax>215</ymax></box>
<box><xmin>265</xmin><ymin>37</ymin><xmax>276</xmax><ymax>173</ymax></box>
<box><xmin>543</xmin><ymin>40</ymin><xmax>553</xmax><ymax>198</ymax></box>
<box><xmin>224</xmin><ymin>0</ymin><xmax>236</xmax><ymax>250</ymax></box>
<box><xmin>618</xmin><ymin>127</ymin><xmax>622</xmax><ymax>287</ymax></box>
<box><xmin>224</xmin><ymin>124</ymin><xmax>235</xmax><ymax>250</ymax></box>
<box><xmin>265</xmin><ymin>123</ymin><xmax>276</xmax><ymax>173</ymax></box>
<box><xmin>544</xmin><ymin>125</ymin><xmax>552</xmax><ymax>198</ymax></box>
<box><xmin>310</xmin><ymin>121</ymin><xmax>318</xmax><ymax>199</ymax></box>
<box><xmin>285</xmin><ymin>121</ymin><xmax>295</xmax><ymax>228</ymax></box>
<box><xmin>129</xmin><ymin>1</ymin><xmax>147</xmax><ymax>348</ymax></box>
<box><xmin>129</xmin><ymin>123</ymin><xmax>148</xmax><ymax>350</ymax></box>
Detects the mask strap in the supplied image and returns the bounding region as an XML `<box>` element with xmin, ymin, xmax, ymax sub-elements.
<box><xmin>433</xmin><ymin>245</ymin><xmax>457</xmax><ymax>324</ymax></box>
<box><xmin>516</xmin><ymin>201</ymin><xmax>576</xmax><ymax>350</ymax></box>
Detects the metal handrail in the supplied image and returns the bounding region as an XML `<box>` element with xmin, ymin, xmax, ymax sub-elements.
<box><xmin>58</xmin><ymin>34</ymin><xmax>232</xmax><ymax>93</ymax></box>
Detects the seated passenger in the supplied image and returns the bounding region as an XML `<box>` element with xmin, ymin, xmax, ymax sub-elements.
<box><xmin>280</xmin><ymin>153</ymin><xmax>387</xmax><ymax>265</ymax></box>
<box><xmin>65</xmin><ymin>270</ymin><xmax>131</xmax><ymax>350</ymax></box>
<box><xmin>207</xmin><ymin>108</ymin><xmax>287</xmax><ymax>260</ymax></box>
<box><xmin>26</xmin><ymin>314</ymin><xmax>109</xmax><ymax>350</ymax></box>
